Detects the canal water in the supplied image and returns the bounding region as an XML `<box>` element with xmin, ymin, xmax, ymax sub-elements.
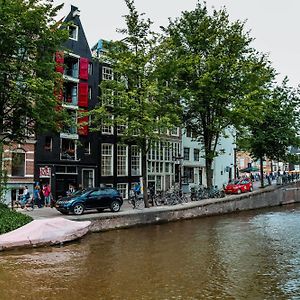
<box><xmin>1</xmin><ymin>204</ymin><xmax>300</xmax><ymax>300</ymax></box>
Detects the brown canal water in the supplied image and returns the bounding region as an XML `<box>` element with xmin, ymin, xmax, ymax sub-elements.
<box><xmin>1</xmin><ymin>204</ymin><xmax>300</xmax><ymax>300</ymax></box>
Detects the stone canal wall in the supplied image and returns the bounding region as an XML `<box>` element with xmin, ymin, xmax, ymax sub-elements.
<box><xmin>85</xmin><ymin>182</ymin><xmax>300</xmax><ymax>232</ymax></box>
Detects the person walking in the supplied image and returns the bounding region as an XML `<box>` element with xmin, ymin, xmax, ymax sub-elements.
<box><xmin>43</xmin><ymin>184</ymin><xmax>51</xmax><ymax>207</ymax></box>
<box><xmin>33</xmin><ymin>185</ymin><xmax>41</xmax><ymax>208</ymax></box>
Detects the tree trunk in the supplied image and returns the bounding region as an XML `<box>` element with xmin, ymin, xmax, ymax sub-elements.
<box><xmin>205</xmin><ymin>157</ymin><xmax>213</xmax><ymax>188</ymax></box>
<box><xmin>260</xmin><ymin>156</ymin><xmax>264</xmax><ymax>188</ymax></box>
<box><xmin>141</xmin><ymin>144</ymin><xmax>149</xmax><ymax>208</ymax></box>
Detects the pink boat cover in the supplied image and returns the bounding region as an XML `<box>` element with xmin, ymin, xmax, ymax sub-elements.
<box><xmin>0</xmin><ymin>217</ymin><xmax>91</xmax><ymax>250</ymax></box>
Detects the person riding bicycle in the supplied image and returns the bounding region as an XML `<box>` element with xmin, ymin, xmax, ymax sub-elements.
<box><xmin>133</xmin><ymin>182</ymin><xmax>141</xmax><ymax>195</ymax></box>
<box><xmin>130</xmin><ymin>183</ymin><xmax>142</xmax><ymax>209</ymax></box>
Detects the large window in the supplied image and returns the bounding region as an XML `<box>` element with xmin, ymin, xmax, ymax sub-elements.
<box><xmin>69</xmin><ymin>25</ymin><xmax>78</xmax><ymax>40</ymax></box>
<box><xmin>194</xmin><ymin>149</ymin><xmax>200</xmax><ymax>161</ymax></box>
<box><xmin>102</xmin><ymin>66</ymin><xmax>113</xmax><ymax>80</ymax></box>
<box><xmin>183</xmin><ymin>166</ymin><xmax>194</xmax><ymax>184</ymax></box>
<box><xmin>61</xmin><ymin>139</ymin><xmax>76</xmax><ymax>160</ymax></box>
<box><xmin>117</xmin><ymin>145</ymin><xmax>128</xmax><ymax>176</ymax></box>
<box><xmin>102</xmin><ymin>116</ymin><xmax>113</xmax><ymax>134</ymax></box>
<box><xmin>11</xmin><ymin>152</ymin><xmax>25</xmax><ymax>177</ymax></box>
<box><xmin>184</xmin><ymin>147</ymin><xmax>190</xmax><ymax>161</ymax></box>
<box><xmin>131</xmin><ymin>146</ymin><xmax>141</xmax><ymax>176</ymax></box>
<box><xmin>44</xmin><ymin>137</ymin><xmax>52</xmax><ymax>152</ymax></box>
<box><xmin>101</xmin><ymin>144</ymin><xmax>113</xmax><ymax>176</ymax></box>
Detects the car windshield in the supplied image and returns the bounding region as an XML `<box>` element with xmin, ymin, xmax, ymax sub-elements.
<box><xmin>228</xmin><ymin>180</ymin><xmax>240</xmax><ymax>185</ymax></box>
<box><xmin>72</xmin><ymin>189</ymin><xmax>93</xmax><ymax>196</ymax></box>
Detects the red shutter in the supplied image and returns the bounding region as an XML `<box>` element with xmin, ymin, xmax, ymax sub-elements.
<box><xmin>79</xmin><ymin>57</ymin><xmax>89</xmax><ymax>80</ymax></box>
<box><xmin>55</xmin><ymin>51</ymin><xmax>64</xmax><ymax>74</ymax></box>
<box><xmin>78</xmin><ymin>82</ymin><xmax>88</xmax><ymax>107</ymax></box>
<box><xmin>78</xmin><ymin>110</ymin><xmax>89</xmax><ymax>136</ymax></box>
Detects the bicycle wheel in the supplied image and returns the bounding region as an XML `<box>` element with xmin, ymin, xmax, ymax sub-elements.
<box><xmin>135</xmin><ymin>198</ymin><xmax>144</xmax><ymax>209</ymax></box>
<box><xmin>154</xmin><ymin>195</ymin><xmax>163</xmax><ymax>206</ymax></box>
<box><xmin>128</xmin><ymin>198</ymin><xmax>136</xmax><ymax>209</ymax></box>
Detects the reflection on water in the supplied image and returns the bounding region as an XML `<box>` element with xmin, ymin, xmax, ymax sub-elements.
<box><xmin>1</xmin><ymin>204</ymin><xmax>300</xmax><ymax>299</ymax></box>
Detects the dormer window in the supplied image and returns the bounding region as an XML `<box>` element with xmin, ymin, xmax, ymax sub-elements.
<box><xmin>69</xmin><ymin>25</ymin><xmax>78</xmax><ymax>41</ymax></box>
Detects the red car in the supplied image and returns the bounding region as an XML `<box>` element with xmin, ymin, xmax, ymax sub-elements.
<box><xmin>225</xmin><ymin>178</ymin><xmax>253</xmax><ymax>194</ymax></box>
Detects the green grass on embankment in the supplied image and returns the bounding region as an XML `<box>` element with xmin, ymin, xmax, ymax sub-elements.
<box><xmin>0</xmin><ymin>203</ymin><xmax>32</xmax><ymax>234</ymax></box>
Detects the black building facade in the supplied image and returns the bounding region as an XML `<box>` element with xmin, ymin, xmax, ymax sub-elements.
<box><xmin>35</xmin><ymin>6</ymin><xmax>99</xmax><ymax>198</ymax></box>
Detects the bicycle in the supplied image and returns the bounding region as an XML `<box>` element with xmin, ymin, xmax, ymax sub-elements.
<box><xmin>128</xmin><ymin>191</ymin><xmax>144</xmax><ymax>209</ymax></box>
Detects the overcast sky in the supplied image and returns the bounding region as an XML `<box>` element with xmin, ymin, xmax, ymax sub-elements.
<box><xmin>53</xmin><ymin>0</ymin><xmax>300</xmax><ymax>88</ymax></box>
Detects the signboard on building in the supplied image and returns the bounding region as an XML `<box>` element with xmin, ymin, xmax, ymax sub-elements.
<box><xmin>39</xmin><ymin>166</ymin><xmax>51</xmax><ymax>178</ymax></box>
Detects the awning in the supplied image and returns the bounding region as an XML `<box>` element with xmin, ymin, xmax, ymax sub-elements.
<box><xmin>239</xmin><ymin>166</ymin><xmax>259</xmax><ymax>173</ymax></box>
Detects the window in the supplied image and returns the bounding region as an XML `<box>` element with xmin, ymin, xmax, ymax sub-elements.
<box><xmin>69</xmin><ymin>25</ymin><xmax>78</xmax><ymax>40</ymax></box>
<box><xmin>131</xmin><ymin>146</ymin><xmax>141</xmax><ymax>176</ymax></box>
<box><xmin>165</xmin><ymin>162</ymin><xmax>170</xmax><ymax>173</ymax></box>
<box><xmin>62</xmin><ymin>110</ymin><xmax>77</xmax><ymax>135</ymax></box>
<box><xmin>44</xmin><ymin>137</ymin><xmax>52</xmax><ymax>152</ymax></box>
<box><xmin>184</xmin><ymin>148</ymin><xmax>190</xmax><ymax>161</ymax></box>
<box><xmin>183</xmin><ymin>167</ymin><xmax>194</xmax><ymax>183</ymax></box>
<box><xmin>11</xmin><ymin>152</ymin><xmax>25</xmax><ymax>177</ymax></box>
<box><xmin>64</xmin><ymin>55</ymin><xmax>79</xmax><ymax>78</ymax></box>
<box><xmin>194</xmin><ymin>149</ymin><xmax>200</xmax><ymax>161</ymax></box>
<box><xmin>89</xmin><ymin>87</ymin><xmax>92</xmax><ymax>100</ymax></box>
<box><xmin>117</xmin><ymin>125</ymin><xmax>126</xmax><ymax>135</ymax></box>
<box><xmin>117</xmin><ymin>145</ymin><xmax>128</xmax><ymax>176</ymax></box>
<box><xmin>102</xmin><ymin>116</ymin><xmax>113</xmax><ymax>134</ymax></box>
<box><xmin>186</xmin><ymin>128</ymin><xmax>192</xmax><ymax>138</ymax></box>
<box><xmin>88</xmin><ymin>63</ymin><xmax>93</xmax><ymax>75</ymax></box>
<box><xmin>101</xmin><ymin>144</ymin><xmax>113</xmax><ymax>176</ymax></box>
<box><xmin>170</xmin><ymin>127</ymin><xmax>179</xmax><ymax>136</ymax></box>
<box><xmin>165</xmin><ymin>142</ymin><xmax>171</xmax><ymax>161</ymax></box>
<box><xmin>82</xmin><ymin>169</ymin><xmax>94</xmax><ymax>188</ymax></box>
<box><xmin>102</xmin><ymin>66</ymin><xmax>113</xmax><ymax>80</ymax></box>
<box><xmin>84</xmin><ymin>141</ymin><xmax>90</xmax><ymax>155</ymax></box>
<box><xmin>101</xmin><ymin>89</ymin><xmax>114</xmax><ymax>106</ymax></box>
<box><xmin>64</xmin><ymin>83</ymin><xmax>78</xmax><ymax>106</ymax></box>
<box><xmin>61</xmin><ymin>139</ymin><xmax>76</xmax><ymax>160</ymax></box>
<box><xmin>117</xmin><ymin>183</ymin><xmax>128</xmax><ymax>199</ymax></box>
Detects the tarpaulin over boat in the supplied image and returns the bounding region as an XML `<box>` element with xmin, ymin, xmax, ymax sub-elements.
<box><xmin>0</xmin><ymin>217</ymin><xmax>91</xmax><ymax>251</ymax></box>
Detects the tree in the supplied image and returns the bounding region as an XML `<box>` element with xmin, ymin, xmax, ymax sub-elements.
<box><xmin>91</xmin><ymin>0</ymin><xmax>181</xmax><ymax>207</ymax></box>
<box><xmin>0</xmin><ymin>0</ymin><xmax>68</xmax><ymax>144</ymax></box>
<box><xmin>238</xmin><ymin>79</ymin><xmax>300</xmax><ymax>187</ymax></box>
<box><xmin>161</xmin><ymin>2</ymin><xmax>274</xmax><ymax>187</ymax></box>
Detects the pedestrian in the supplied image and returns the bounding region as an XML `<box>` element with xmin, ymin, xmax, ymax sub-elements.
<box><xmin>43</xmin><ymin>184</ymin><xmax>51</xmax><ymax>207</ymax></box>
<box><xmin>66</xmin><ymin>184</ymin><xmax>76</xmax><ymax>196</ymax></box>
<box><xmin>39</xmin><ymin>187</ymin><xmax>45</xmax><ymax>207</ymax></box>
<box><xmin>33</xmin><ymin>185</ymin><xmax>41</xmax><ymax>208</ymax></box>
<box><xmin>20</xmin><ymin>186</ymin><xmax>30</xmax><ymax>208</ymax></box>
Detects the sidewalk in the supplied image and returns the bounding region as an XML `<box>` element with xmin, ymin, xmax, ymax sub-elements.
<box><xmin>17</xmin><ymin>200</ymin><xmax>152</xmax><ymax>221</ymax></box>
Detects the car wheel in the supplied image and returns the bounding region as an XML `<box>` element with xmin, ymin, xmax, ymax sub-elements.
<box><xmin>249</xmin><ymin>186</ymin><xmax>253</xmax><ymax>192</ymax></box>
<box><xmin>237</xmin><ymin>189</ymin><xmax>242</xmax><ymax>194</ymax></box>
<box><xmin>73</xmin><ymin>203</ymin><xmax>84</xmax><ymax>215</ymax></box>
<box><xmin>97</xmin><ymin>208</ymin><xmax>104</xmax><ymax>212</ymax></box>
<box><xmin>110</xmin><ymin>201</ymin><xmax>121</xmax><ymax>212</ymax></box>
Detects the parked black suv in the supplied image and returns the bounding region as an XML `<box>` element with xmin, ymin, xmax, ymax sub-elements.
<box><xmin>55</xmin><ymin>187</ymin><xmax>123</xmax><ymax>215</ymax></box>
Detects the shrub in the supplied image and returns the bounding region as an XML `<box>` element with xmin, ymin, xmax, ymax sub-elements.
<box><xmin>0</xmin><ymin>204</ymin><xmax>32</xmax><ymax>234</ymax></box>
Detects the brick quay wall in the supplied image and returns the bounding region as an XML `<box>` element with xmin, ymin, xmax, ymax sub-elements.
<box><xmin>77</xmin><ymin>182</ymin><xmax>300</xmax><ymax>233</ymax></box>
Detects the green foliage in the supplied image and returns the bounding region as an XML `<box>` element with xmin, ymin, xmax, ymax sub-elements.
<box><xmin>0</xmin><ymin>204</ymin><xmax>32</xmax><ymax>234</ymax></box>
<box><xmin>161</xmin><ymin>2</ymin><xmax>274</xmax><ymax>186</ymax></box>
<box><xmin>0</xmin><ymin>0</ymin><xmax>68</xmax><ymax>144</ymax></box>
<box><xmin>238</xmin><ymin>79</ymin><xmax>300</xmax><ymax>163</ymax></box>
<box><xmin>91</xmin><ymin>0</ymin><xmax>181</xmax><ymax>148</ymax></box>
